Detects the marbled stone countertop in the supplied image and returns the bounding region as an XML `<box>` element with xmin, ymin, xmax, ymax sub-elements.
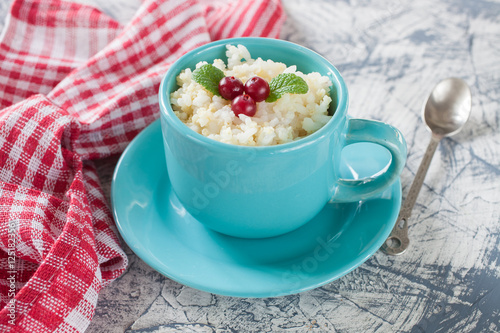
<box><xmin>2</xmin><ymin>0</ymin><xmax>499</xmax><ymax>332</ymax></box>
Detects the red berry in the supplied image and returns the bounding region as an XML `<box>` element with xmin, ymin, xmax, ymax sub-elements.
<box><xmin>231</xmin><ymin>94</ymin><xmax>257</xmax><ymax>117</ymax></box>
<box><xmin>218</xmin><ymin>76</ymin><xmax>244</xmax><ymax>100</ymax></box>
<box><xmin>244</xmin><ymin>76</ymin><xmax>270</xmax><ymax>102</ymax></box>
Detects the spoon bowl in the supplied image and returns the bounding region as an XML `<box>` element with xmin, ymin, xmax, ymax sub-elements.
<box><xmin>423</xmin><ymin>77</ymin><xmax>472</xmax><ymax>137</ymax></box>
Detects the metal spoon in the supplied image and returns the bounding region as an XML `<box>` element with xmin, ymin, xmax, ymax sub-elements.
<box><xmin>381</xmin><ymin>77</ymin><xmax>472</xmax><ymax>255</ymax></box>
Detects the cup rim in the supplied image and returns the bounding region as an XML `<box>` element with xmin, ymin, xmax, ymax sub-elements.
<box><xmin>159</xmin><ymin>37</ymin><xmax>349</xmax><ymax>152</ymax></box>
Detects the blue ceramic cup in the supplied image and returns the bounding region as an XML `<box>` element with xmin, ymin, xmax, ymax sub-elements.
<box><xmin>159</xmin><ymin>37</ymin><xmax>406</xmax><ymax>239</ymax></box>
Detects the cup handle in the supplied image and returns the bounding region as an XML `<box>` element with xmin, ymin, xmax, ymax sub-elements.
<box><xmin>331</xmin><ymin>118</ymin><xmax>407</xmax><ymax>203</ymax></box>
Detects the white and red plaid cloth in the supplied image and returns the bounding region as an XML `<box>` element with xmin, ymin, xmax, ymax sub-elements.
<box><xmin>0</xmin><ymin>0</ymin><xmax>285</xmax><ymax>331</ymax></box>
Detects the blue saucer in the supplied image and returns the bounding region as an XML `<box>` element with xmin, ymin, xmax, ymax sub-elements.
<box><xmin>111</xmin><ymin>120</ymin><xmax>401</xmax><ymax>297</ymax></box>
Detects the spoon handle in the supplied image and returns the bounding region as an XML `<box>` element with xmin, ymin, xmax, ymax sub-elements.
<box><xmin>381</xmin><ymin>134</ymin><xmax>441</xmax><ymax>255</ymax></box>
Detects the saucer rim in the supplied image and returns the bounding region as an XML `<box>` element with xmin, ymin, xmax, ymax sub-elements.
<box><xmin>111</xmin><ymin>120</ymin><xmax>402</xmax><ymax>297</ymax></box>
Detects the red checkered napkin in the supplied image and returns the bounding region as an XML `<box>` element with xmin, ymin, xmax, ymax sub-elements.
<box><xmin>0</xmin><ymin>0</ymin><xmax>285</xmax><ymax>331</ymax></box>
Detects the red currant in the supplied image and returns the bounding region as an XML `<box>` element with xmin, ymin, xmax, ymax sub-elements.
<box><xmin>218</xmin><ymin>76</ymin><xmax>244</xmax><ymax>100</ymax></box>
<box><xmin>244</xmin><ymin>76</ymin><xmax>270</xmax><ymax>102</ymax></box>
<box><xmin>231</xmin><ymin>94</ymin><xmax>257</xmax><ymax>117</ymax></box>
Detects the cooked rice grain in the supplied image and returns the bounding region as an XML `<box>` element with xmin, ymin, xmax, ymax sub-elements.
<box><xmin>170</xmin><ymin>45</ymin><xmax>332</xmax><ymax>146</ymax></box>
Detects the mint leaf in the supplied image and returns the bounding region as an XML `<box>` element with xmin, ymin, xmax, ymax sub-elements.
<box><xmin>192</xmin><ymin>64</ymin><xmax>225</xmax><ymax>96</ymax></box>
<box><xmin>265</xmin><ymin>73</ymin><xmax>308</xmax><ymax>102</ymax></box>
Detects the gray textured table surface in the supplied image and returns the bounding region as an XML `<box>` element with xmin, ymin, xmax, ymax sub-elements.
<box><xmin>3</xmin><ymin>0</ymin><xmax>499</xmax><ymax>332</ymax></box>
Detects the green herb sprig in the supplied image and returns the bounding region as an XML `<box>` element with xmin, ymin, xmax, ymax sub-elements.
<box><xmin>191</xmin><ymin>64</ymin><xmax>309</xmax><ymax>102</ymax></box>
